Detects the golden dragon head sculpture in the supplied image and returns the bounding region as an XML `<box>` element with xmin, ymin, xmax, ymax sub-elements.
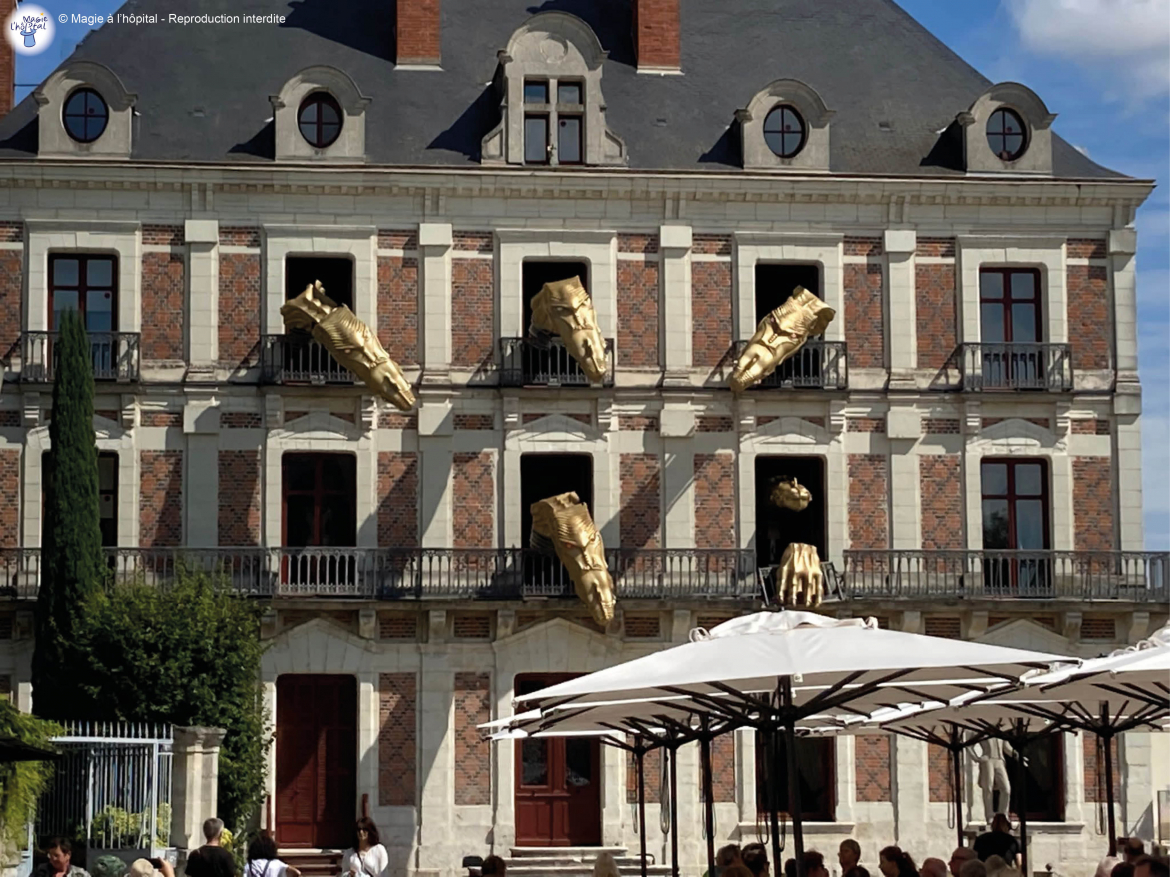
<box><xmin>729</xmin><ymin>287</ymin><xmax>836</xmax><ymax>393</ymax></box>
<box><xmin>770</xmin><ymin>477</ymin><xmax>812</xmax><ymax>512</ymax></box>
<box><xmin>281</xmin><ymin>281</ymin><xmax>416</xmax><ymax>412</ymax></box>
<box><xmin>529</xmin><ymin>276</ymin><xmax>609</xmax><ymax>384</ymax></box>
<box><xmin>530</xmin><ymin>491</ymin><xmax>616</xmax><ymax>628</ymax></box>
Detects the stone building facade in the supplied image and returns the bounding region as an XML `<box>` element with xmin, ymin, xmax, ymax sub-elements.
<box><xmin>0</xmin><ymin>0</ymin><xmax>1166</xmax><ymax>875</ymax></box>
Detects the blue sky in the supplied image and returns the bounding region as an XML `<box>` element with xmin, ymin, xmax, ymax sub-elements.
<box><xmin>12</xmin><ymin>0</ymin><xmax>1170</xmax><ymax>547</ymax></box>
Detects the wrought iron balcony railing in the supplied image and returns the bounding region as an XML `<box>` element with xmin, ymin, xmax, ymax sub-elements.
<box><xmin>499</xmin><ymin>337</ymin><xmax>616</xmax><ymax>388</ymax></box>
<box><xmin>955</xmin><ymin>342</ymin><xmax>1073</xmax><ymax>392</ymax></box>
<box><xmin>20</xmin><ymin>331</ymin><xmax>140</xmax><ymax>382</ymax></box>
<box><xmin>841</xmin><ymin>549</ymin><xmax>1168</xmax><ymax>601</ymax></box>
<box><xmin>728</xmin><ymin>339</ymin><xmax>848</xmax><ymax>390</ymax></box>
<box><xmin>0</xmin><ymin>547</ymin><xmax>757</xmax><ymax>601</ymax></box>
<box><xmin>261</xmin><ymin>334</ymin><xmax>358</xmax><ymax>386</ymax></box>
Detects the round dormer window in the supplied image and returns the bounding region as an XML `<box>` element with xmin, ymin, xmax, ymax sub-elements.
<box><xmin>298</xmin><ymin>92</ymin><xmax>343</xmax><ymax>148</ymax></box>
<box><xmin>63</xmin><ymin>87</ymin><xmax>109</xmax><ymax>143</ymax></box>
<box><xmin>763</xmin><ymin>105</ymin><xmax>806</xmax><ymax>158</ymax></box>
<box><xmin>986</xmin><ymin>108</ymin><xmax>1027</xmax><ymax>162</ymax></box>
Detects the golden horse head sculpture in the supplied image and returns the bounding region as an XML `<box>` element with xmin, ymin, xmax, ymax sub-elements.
<box><xmin>529</xmin><ymin>276</ymin><xmax>609</xmax><ymax>384</ymax></box>
<box><xmin>729</xmin><ymin>287</ymin><xmax>836</xmax><ymax>393</ymax></box>
<box><xmin>530</xmin><ymin>491</ymin><xmax>616</xmax><ymax>628</ymax></box>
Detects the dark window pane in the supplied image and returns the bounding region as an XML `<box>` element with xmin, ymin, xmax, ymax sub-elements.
<box><xmin>85</xmin><ymin>289</ymin><xmax>114</xmax><ymax>331</ymax></box>
<box><xmin>521</xmin><ymin>739</ymin><xmax>548</xmax><ymax>785</ymax></box>
<box><xmin>1015</xmin><ymin>463</ymin><xmax>1043</xmax><ymax>496</ymax></box>
<box><xmin>558</xmin><ymin>116</ymin><xmax>581</xmax><ymax>163</ymax></box>
<box><xmin>319</xmin><ymin>494</ymin><xmax>356</xmax><ymax>546</ymax></box>
<box><xmin>565</xmin><ymin>738</ymin><xmax>593</xmax><ymax>787</ymax></box>
<box><xmin>558</xmin><ymin>82</ymin><xmax>581</xmax><ymax>105</ymax></box>
<box><xmin>763</xmin><ymin>106</ymin><xmax>804</xmax><ymax>158</ymax></box>
<box><xmin>764</xmin><ymin>130</ymin><xmax>784</xmax><ymax>156</ymax></box>
<box><xmin>982</xmin><ymin>500</ymin><xmax>1011</xmax><ymax>549</ymax></box>
<box><xmin>1015</xmin><ymin>500</ymin><xmax>1045</xmax><ymax>549</ymax></box>
<box><xmin>53</xmin><ymin>259</ymin><xmax>79</xmax><ymax>287</ymax></box>
<box><xmin>1003</xmin><ymin>133</ymin><xmax>1024</xmax><ymax>155</ymax></box>
<box><xmin>284</xmin><ymin>457</ymin><xmax>317</xmax><ymax>492</ymax></box>
<box><xmin>321</xmin><ymin>455</ymin><xmax>354</xmax><ymax>489</ymax></box>
<box><xmin>1012</xmin><ymin>304</ymin><xmax>1038</xmax><ymax>342</ymax></box>
<box><xmin>981</xmin><ymin>303</ymin><xmax>1005</xmax><ymax>342</ymax></box>
<box><xmin>524</xmin><ymin>81</ymin><xmax>548</xmax><ymax>104</ymax></box>
<box><xmin>1011</xmin><ymin>272</ymin><xmax>1036</xmax><ymax>300</ymax></box>
<box><xmin>98</xmin><ymin>455</ymin><xmax>118</xmax><ymax>491</ymax></box>
<box><xmin>980</xmin><ymin>271</ymin><xmax>1004</xmax><ymax>300</ymax></box>
<box><xmin>301</xmin><ymin>103</ymin><xmax>319</xmax><ymax>125</ymax></box>
<box><xmin>982</xmin><ymin>462</ymin><xmax>1008</xmax><ymax>496</ymax></box>
<box><xmin>285</xmin><ymin>495</ymin><xmax>316</xmax><ymax>547</ymax></box>
<box><xmin>87</xmin><ymin>258</ymin><xmax>113</xmax><ymax>288</ymax></box>
<box><xmin>320</xmin><ymin>101</ymin><xmax>340</xmax><ymax>126</ymax></box>
<box><xmin>525</xmin><ymin>116</ymin><xmax>548</xmax><ymax>163</ymax></box>
<box><xmin>52</xmin><ymin>289</ymin><xmax>79</xmax><ymax>328</ymax></box>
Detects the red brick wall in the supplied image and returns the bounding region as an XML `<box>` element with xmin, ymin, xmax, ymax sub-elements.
<box><xmin>140</xmin><ymin>451</ymin><xmax>183</xmax><ymax>546</ymax></box>
<box><xmin>633</xmin><ymin>0</ymin><xmax>680</xmax><ymax>69</ymax></box>
<box><xmin>0</xmin><ymin>449</ymin><xmax>18</xmax><ymax>548</ymax></box>
<box><xmin>845</xmin><ymin>262</ymin><xmax>885</xmax><ymax>368</ymax></box>
<box><xmin>378</xmin><ymin>452</ymin><xmax>418</xmax><ymax>546</ymax></box>
<box><xmin>377</xmin><ymin>256</ymin><xmax>418</xmax><ymax>366</ymax></box>
<box><xmin>378</xmin><ymin>673</ymin><xmax>417</xmax><ymax>806</ymax></box>
<box><xmin>454</xmin><ymin>672</ymin><xmax>492</xmax><ymax>805</ymax></box>
<box><xmin>219</xmin><ymin>253</ymin><xmax>261</xmax><ymax>367</ymax></box>
<box><xmin>218</xmin><ymin>450</ymin><xmax>260</xmax><ymax>545</ymax></box>
<box><xmin>916</xmin><ymin>261</ymin><xmax>956</xmax><ymax>370</ymax></box>
<box><xmin>920</xmin><ymin>455</ymin><xmax>963</xmax><ymax>550</ymax></box>
<box><xmin>848</xmin><ymin>455</ymin><xmax>888</xmax><ymax>549</ymax></box>
<box><xmin>710</xmin><ymin>734</ymin><xmax>736</xmax><ymax>803</ymax></box>
<box><xmin>617</xmin><ymin>259</ymin><xmax>660</xmax><ymax>367</ymax></box>
<box><xmin>855</xmin><ymin>735</ymin><xmax>891</xmax><ymax>802</ymax></box>
<box><xmin>1073</xmin><ymin>458</ymin><xmax>1114</xmax><ymax>550</ymax></box>
<box><xmin>1068</xmin><ymin>264</ymin><xmax>1111</xmax><ymax>370</ymax></box>
<box><xmin>142</xmin><ymin>252</ymin><xmax>185</xmax><ymax>361</ymax></box>
<box><xmin>617</xmin><ymin>234</ymin><xmax>659</xmax><ymax>254</ymax></box>
<box><xmin>692</xmin><ymin>261</ymin><xmax>732</xmax><ymax>368</ymax></box>
<box><xmin>454</xmin><ymin>232</ymin><xmax>493</xmax><ymax>253</ymax></box>
<box><xmin>627</xmin><ymin>747</ymin><xmax>663</xmax><ymax>804</ymax></box>
<box><xmin>0</xmin><ymin>249</ymin><xmax>21</xmax><ymax>359</ymax></box>
<box><xmin>453</xmin><ymin>452</ymin><xmax>493</xmax><ymax>548</ymax></box>
<box><xmin>1083</xmin><ymin>734</ymin><xmax>1121</xmax><ymax>802</ymax></box>
<box><xmin>695</xmin><ymin>453</ymin><xmax>736</xmax><ymax>548</ymax></box>
<box><xmin>0</xmin><ymin>0</ymin><xmax>14</xmax><ymax>117</ymax></box>
<box><xmin>844</xmin><ymin>237</ymin><xmax>883</xmax><ymax>257</ymax></box>
<box><xmin>924</xmin><ymin>419</ymin><xmax>961</xmax><ymax>434</ymax></box>
<box><xmin>452</xmin><ymin>259</ymin><xmax>494</xmax><ymax>370</ymax></box>
<box><xmin>928</xmin><ymin>743</ymin><xmax>952</xmax><ymax>802</ymax></box>
<box><xmin>1068</xmin><ymin>239</ymin><xmax>1107</xmax><ymax>259</ymax></box>
<box><xmin>620</xmin><ymin>454</ymin><xmax>661</xmax><ymax>549</ymax></box>
<box><xmin>396</xmin><ymin>0</ymin><xmax>441</xmax><ymax>64</ymax></box>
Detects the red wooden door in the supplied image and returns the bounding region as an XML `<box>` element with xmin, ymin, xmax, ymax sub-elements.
<box><xmin>514</xmin><ymin>674</ymin><xmax>602</xmax><ymax>847</ymax></box>
<box><xmin>276</xmin><ymin>675</ymin><xmax>358</xmax><ymax>848</ymax></box>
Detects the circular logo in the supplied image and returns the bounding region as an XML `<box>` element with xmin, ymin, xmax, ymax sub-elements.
<box><xmin>5</xmin><ymin>4</ymin><xmax>55</xmax><ymax>56</ymax></box>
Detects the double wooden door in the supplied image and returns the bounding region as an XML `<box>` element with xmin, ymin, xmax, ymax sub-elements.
<box><xmin>276</xmin><ymin>675</ymin><xmax>358</xmax><ymax>848</ymax></box>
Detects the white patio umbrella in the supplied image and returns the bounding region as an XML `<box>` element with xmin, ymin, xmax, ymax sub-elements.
<box><xmin>512</xmin><ymin>611</ymin><xmax>1071</xmax><ymax>877</ymax></box>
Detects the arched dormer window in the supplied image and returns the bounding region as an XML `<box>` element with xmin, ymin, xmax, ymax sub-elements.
<box><xmin>736</xmin><ymin>79</ymin><xmax>833</xmax><ymax>172</ymax></box>
<box><xmin>481</xmin><ymin>11</ymin><xmax>626</xmax><ymax>167</ymax></box>
<box><xmin>33</xmin><ymin>61</ymin><xmax>136</xmax><ymax>159</ymax></box>
<box><xmin>957</xmin><ymin>82</ymin><xmax>1055</xmax><ymax>175</ymax></box>
<box><xmin>270</xmin><ymin>66</ymin><xmax>371</xmax><ymax>162</ymax></box>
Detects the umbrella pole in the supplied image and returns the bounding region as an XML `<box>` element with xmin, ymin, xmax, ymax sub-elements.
<box><xmin>701</xmin><ymin>734</ymin><xmax>716</xmax><ymax>877</ymax></box>
<box><xmin>669</xmin><ymin>743</ymin><xmax>680</xmax><ymax>877</ymax></box>
<box><xmin>1103</xmin><ymin>732</ymin><xmax>1117</xmax><ymax>857</ymax></box>
<box><xmin>1013</xmin><ymin>735</ymin><xmax>1028</xmax><ymax>877</ymax></box>
<box><xmin>637</xmin><ymin>747</ymin><xmax>648</xmax><ymax>877</ymax></box>
<box><xmin>768</xmin><ymin>729</ymin><xmax>782</xmax><ymax>877</ymax></box>
<box><xmin>951</xmin><ymin>745</ymin><xmax>964</xmax><ymax>849</ymax></box>
<box><xmin>785</xmin><ymin>720</ymin><xmax>806</xmax><ymax>877</ymax></box>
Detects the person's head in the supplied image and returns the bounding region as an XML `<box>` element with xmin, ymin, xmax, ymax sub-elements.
<box><xmin>958</xmin><ymin>860</ymin><xmax>986</xmax><ymax>877</ymax></box>
<box><xmin>742</xmin><ymin>843</ymin><xmax>769</xmax><ymax>877</ymax></box>
<box><xmin>482</xmin><ymin>856</ymin><xmax>506</xmax><ymax>877</ymax></box>
<box><xmin>921</xmin><ymin>859</ymin><xmax>947</xmax><ymax>877</ymax></box>
<box><xmin>718</xmin><ymin>845</ymin><xmax>744</xmax><ymax>869</ymax></box>
<box><xmin>803</xmin><ymin>851</ymin><xmax>829</xmax><ymax>877</ymax></box>
<box><xmin>1098</xmin><ymin>857</ymin><xmax>1124</xmax><ymax>877</ymax></box>
<box><xmin>1133</xmin><ymin>855</ymin><xmax>1170</xmax><ymax>877</ymax></box>
<box><xmin>723</xmin><ymin>868</ymin><xmax>755</xmax><ymax>877</ymax></box>
<box><xmin>247</xmin><ymin>834</ymin><xmax>278</xmax><ymax>863</ymax></box>
<box><xmin>982</xmin><ymin>856</ymin><xmax>1007</xmax><ymax>877</ymax></box>
<box><xmin>591</xmin><ymin>852</ymin><xmax>619</xmax><ymax>877</ymax></box>
<box><xmin>46</xmin><ymin>839</ymin><xmax>72</xmax><ymax>873</ymax></box>
<box><xmin>991</xmin><ymin>813</ymin><xmax>1012</xmax><ymax>834</ymax></box>
<box><xmin>1124</xmin><ymin>840</ymin><xmax>1147</xmax><ymax>864</ymax></box>
<box><xmin>880</xmin><ymin>847</ymin><xmax>916</xmax><ymax>877</ymax></box>
<box><xmin>840</xmin><ymin>840</ymin><xmax>862</xmax><ymax>872</ymax></box>
<box><xmin>783</xmin><ymin>859</ymin><xmax>796</xmax><ymax>877</ymax></box>
<box><xmin>128</xmin><ymin>860</ymin><xmax>158</xmax><ymax>877</ymax></box>
<box><xmin>353</xmin><ymin>817</ymin><xmax>380</xmax><ymax>850</ymax></box>
<box><xmin>949</xmin><ymin>848</ymin><xmax>977</xmax><ymax>877</ymax></box>
<box><xmin>203</xmin><ymin>818</ymin><xmax>225</xmax><ymax>844</ymax></box>
<box><xmin>1112</xmin><ymin>864</ymin><xmax>1135</xmax><ymax>877</ymax></box>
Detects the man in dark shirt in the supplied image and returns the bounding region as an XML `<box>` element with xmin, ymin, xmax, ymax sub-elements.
<box><xmin>185</xmin><ymin>818</ymin><xmax>237</xmax><ymax>877</ymax></box>
<box><xmin>973</xmin><ymin>814</ymin><xmax>1020</xmax><ymax>867</ymax></box>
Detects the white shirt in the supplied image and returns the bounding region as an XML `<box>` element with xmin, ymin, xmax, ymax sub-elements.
<box><xmin>341</xmin><ymin>846</ymin><xmax>388</xmax><ymax>877</ymax></box>
<box><xmin>245</xmin><ymin>860</ymin><xmax>288</xmax><ymax>877</ymax></box>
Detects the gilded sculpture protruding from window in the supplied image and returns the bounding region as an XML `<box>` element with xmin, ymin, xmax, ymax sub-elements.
<box><xmin>530</xmin><ymin>491</ymin><xmax>615</xmax><ymax>628</ymax></box>
<box><xmin>729</xmin><ymin>287</ymin><xmax>836</xmax><ymax>393</ymax></box>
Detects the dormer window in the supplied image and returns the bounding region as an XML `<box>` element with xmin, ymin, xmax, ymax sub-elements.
<box><xmin>520</xmin><ymin>77</ymin><xmax>585</xmax><ymax>166</ymax></box>
<box><xmin>33</xmin><ymin>61</ymin><xmax>136</xmax><ymax>159</ymax></box>
<box><xmin>986</xmin><ymin>108</ymin><xmax>1027</xmax><ymax>162</ymax></box>
<box><xmin>958</xmin><ymin>83</ymin><xmax>1055</xmax><ymax>175</ymax></box>
<box><xmin>270</xmin><ymin>66</ymin><xmax>371</xmax><ymax>162</ymax></box>
<box><xmin>763</xmin><ymin>105</ymin><xmax>806</xmax><ymax>159</ymax></box>
<box><xmin>298</xmin><ymin>92</ymin><xmax>343</xmax><ymax>149</ymax></box>
<box><xmin>63</xmin><ymin>87</ymin><xmax>109</xmax><ymax>144</ymax></box>
<box><xmin>737</xmin><ymin>80</ymin><xmax>832</xmax><ymax>172</ymax></box>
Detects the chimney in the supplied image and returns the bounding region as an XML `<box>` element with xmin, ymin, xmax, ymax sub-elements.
<box><xmin>633</xmin><ymin>0</ymin><xmax>680</xmax><ymax>73</ymax></box>
<box><xmin>396</xmin><ymin>0</ymin><xmax>442</xmax><ymax>67</ymax></box>
<box><xmin>0</xmin><ymin>0</ymin><xmax>15</xmax><ymax>116</ymax></box>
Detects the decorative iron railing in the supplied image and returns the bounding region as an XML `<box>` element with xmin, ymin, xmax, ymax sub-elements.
<box><xmin>498</xmin><ymin>337</ymin><xmax>616</xmax><ymax>387</ymax></box>
<box><xmin>728</xmin><ymin>339</ymin><xmax>848</xmax><ymax>390</ymax></box>
<box><xmin>260</xmin><ymin>334</ymin><xmax>358</xmax><ymax>385</ymax></box>
<box><xmin>20</xmin><ymin>331</ymin><xmax>141</xmax><ymax>382</ymax></box>
<box><xmin>956</xmin><ymin>342</ymin><xmax>1073</xmax><ymax>392</ymax></box>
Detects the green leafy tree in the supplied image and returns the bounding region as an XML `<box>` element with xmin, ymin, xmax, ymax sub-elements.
<box><xmin>0</xmin><ymin>701</ymin><xmax>62</xmax><ymax>851</ymax></box>
<box><xmin>33</xmin><ymin>308</ymin><xmax>105</xmax><ymax>720</ymax></box>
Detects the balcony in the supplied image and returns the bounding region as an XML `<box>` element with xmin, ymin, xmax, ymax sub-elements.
<box><xmin>954</xmin><ymin>342</ymin><xmax>1073</xmax><ymax>392</ymax></box>
<box><xmin>840</xmin><ymin>550</ymin><xmax>1168</xmax><ymax>602</ymax></box>
<box><xmin>499</xmin><ymin>337</ymin><xmax>616</xmax><ymax>388</ymax></box>
<box><xmin>19</xmin><ymin>331</ymin><xmax>140</xmax><ymax>383</ymax></box>
<box><xmin>261</xmin><ymin>334</ymin><xmax>358</xmax><ymax>386</ymax></box>
<box><xmin>729</xmin><ymin>339</ymin><xmax>848</xmax><ymax>390</ymax></box>
<box><xmin>0</xmin><ymin>547</ymin><xmax>757</xmax><ymax>601</ymax></box>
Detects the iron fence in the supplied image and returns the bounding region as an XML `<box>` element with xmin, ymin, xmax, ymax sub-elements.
<box><xmin>729</xmin><ymin>339</ymin><xmax>848</xmax><ymax>390</ymax></box>
<box><xmin>956</xmin><ymin>342</ymin><xmax>1073</xmax><ymax>392</ymax></box>
<box><xmin>20</xmin><ymin>332</ymin><xmax>141</xmax><ymax>383</ymax></box>
<box><xmin>498</xmin><ymin>337</ymin><xmax>616</xmax><ymax>387</ymax></box>
<box><xmin>260</xmin><ymin>334</ymin><xmax>358</xmax><ymax>385</ymax></box>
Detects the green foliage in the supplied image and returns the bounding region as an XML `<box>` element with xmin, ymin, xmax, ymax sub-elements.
<box><xmin>70</xmin><ymin>566</ymin><xmax>271</xmax><ymax>835</ymax></box>
<box><xmin>33</xmin><ymin>307</ymin><xmax>106</xmax><ymax>721</ymax></box>
<box><xmin>90</xmin><ymin>803</ymin><xmax>172</xmax><ymax>847</ymax></box>
<box><xmin>0</xmin><ymin>701</ymin><xmax>62</xmax><ymax>851</ymax></box>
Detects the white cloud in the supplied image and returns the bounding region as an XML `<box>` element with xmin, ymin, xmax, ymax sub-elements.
<box><xmin>1007</xmin><ymin>0</ymin><xmax>1170</xmax><ymax>100</ymax></box>
<box><xmin>1073</xmin><ymin>144</ymin><xmax>1091</xmax><ymax>157</ymax></box>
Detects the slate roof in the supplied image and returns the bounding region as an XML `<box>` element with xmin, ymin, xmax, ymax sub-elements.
<box><xmin>0</xmin><ymin>0</ymin><xmax>1126</xmax><ymax>177</ymax></box>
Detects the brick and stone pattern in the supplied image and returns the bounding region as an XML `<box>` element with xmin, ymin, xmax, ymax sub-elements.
<box><xmin>916</xmin><ymin>261</ymin><xmax>957</xmax><ymax>370</ymax></box>
<box><xmin>219</xmin><ymin>252</ymin><xmax>261</xmax><ymax>367</ymax></box>
<box><xmin>617</xmin><ymin>234</ymin><xmax>659</xmax><ymax>254</ymax></box>
<box><xmin>142</xmin><ymin>250</ymin><xmax>185</xmax><ymax>360</ymax></box>
<box><xmin>454</xmin><ymin>231</ymin><xmax>493</xmax><ymax>253</ymax></box>
<box><xmin>222</xmin><ymin>412</ymin><xmax>262</xmax><ymax>428</ymax></box>
<box><xmin>845</xmin><ymin>237</ymin><xmax>883</xmax><ymax>257</ymax></box>
<box><xmin>1068</xmin><ymin>239</ymin><xmax>1107</xmax><ymax>259</ymax></box>
<box><xmin>140</xmin><ymin>451</ymin><xmax>183</xmax><ymax>546</ymax></box>
<box><xmin>617</xmin><ymin>258</ymin><xmax>660</xmax><ymax>367</ymax></box>
<box><xmin>924</xmin><ymin>419</ymin><xmax>961</xmax><ymax>434</ymax></box>
<box><xmin>620</xmin><ymin>454</ymin><xmax>661</xmax><ymax>549</ymax></box>
<box><xmin>453</xmin><ymin>452</ymin><xmax>493</xmax><ymax>548</ymax></box>
<box><xmin>1073</xmin><ymin>458</ymin><xmax>1114</xmax><ymax>550</ymax></box>
<box><xmin>845</xmin><ymin>262</ymin><xmax>884</xmax><ymax>369</ymax></box>
<box><xmin>377</xmin><ymin>256</ymin><xmax>418</xmax><ymax>366</ymax></box>
<box><xmin>710</xmin><ymin>734</ymin><xmax>736</xmax><ymax>803</ymax></box>
<box><xmin>378</xmin><ymin>452</ymin><xmax>418</xmax><ymax>546</ymax></box>
<box><xmin>626</xmin><ymin>747</ymin><xmax>663</xmax><ymax>804</ymax></box>
<box><xmin>847</xmin><ymin>417</ymin><xmax>885</xmax><ymax>433</ymax></box>
<box><xmin>928</xmin><ymin>743</ymin><xmax>952</xmax><ymax>802</ymax></box>
<box><xmin>454</xmin><ymin>414</ymin><xmax>494</xmax><ymax>430</ymax></box>
<box><xmin>692</xmin><ymin>261</ymin><xmax>732</xmax><ymax>369</ymax></box>
<box><xmin>697</xmin><ymin>416</ymin><xmax>734</xmax><ymax>432</ymax></box>
<box><xmin>452</xmin><ymin>259</ymin><xmax>494</xmax><ymax>370</ymax></box>
<box><xmin>142</xmin><ymin>225</ymin><xmax>183</xmax><ymax>246</ymax></box>
<box><xmin>1083</xmin><ymin>734</ymin><xmax>1120</xmax><ymax>802</ymax></box>
<box><xmin>378</xmin><ymin>673</ymin><xmax>417</xmax><ymax>806</ymax></box>
<box><xmin>848</xmin><ymin>455</ymin><xmax>888</xmax><ymax>549</ymax></box>
<box><xmin>695</xmin><ymin>453</ymin><xmax>736</xmax><ymax>548</ymax></box>
<box><xmin>855</xmin><ymin>735</ymin><xmax>891</xmax><ymax>801</ymax></box>
<box><xmin>1068</xmin><ymin>264</ymin><xmax>1110</xmax><ymax>370</ymax></box>
<box><xmin>141</xmin><ymin>411</ymin><xmax>183</xmax><ymax>427</ymax></box>
<box><xmin>920</xmin><ymin>455</ymin><xmax>963</xmax><ymax>550</ymax></box>
<box><xmin>218</xmin><ymin>451</ymin><xmax>261</xmax><ymax>545</ymax></box>
<box><xmin>454</xmin><ymin>672</ymin><xmax>492</xmax><ymax>805</ymax></box>
<box><xmin>0</xmin><ymin>250</ymin><xmax>21</xmax><ymax>359</ymax></box>
<box><xmin>0</xmin><ymin>449</ymin><xmax>18</xmax><ymax>548</ymax></box>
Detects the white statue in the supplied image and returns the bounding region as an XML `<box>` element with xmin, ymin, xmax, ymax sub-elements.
<box><xmin>974</xmin><ymin>737</ymin><xmax>1015</xmax><ymax>823</ymax></box>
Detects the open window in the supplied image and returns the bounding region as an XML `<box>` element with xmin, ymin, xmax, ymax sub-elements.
<box><xmin>286</xmin><ymin>256</ymin><xmax>354</xmax><ymax>310</ymax></box>
<box><xmin>282</xmin><ymin>453</ymin><xmax>358</xmax><ymax>590</ymax></box>
<box><xmin>753</xmin><ymin>263</ymin><xmax>825</xmax><ymax>387</ymax></box>
<box><xmin>521</xmin><ymin>453</ymin><xmax>593</xmax><ymax>596</ymax></box>
<box><xmin>43</xmin><ymin>450</ymin><xmax>119</xmax><ymax>547</ymax></box>
<box><xmin>981</xmin><ymin>458</ymin><xmax>1051</xmax><ymax>595</ymax></box>
<box><xmin>1010</xmin><ymin>735</ymin><xmax>1064</xmax><ymax>822</ymax></box>
<box><xmin>755</xmin><ymin>456</ymin><xmax>826</xmax><ymax>570</ymax></box>
<box><xmin>755</xmin><ymin>731</ymin><xmax>835</xmax><ymax>821</ymax></box>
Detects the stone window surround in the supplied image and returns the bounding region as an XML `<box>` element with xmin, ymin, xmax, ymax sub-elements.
<box><xmin>518</xmin><ymin>75</ymin><xmax>587</xmax><ymax>166</ymax></box>
<box><xmin>732</xmin><ymin>232</ymin><xmax>845</xmax><ymax>343</ymax></box>
<box><xmin>33</xmin><ymin>60</ymin><xmax>136</xmax><ymax>160</ymax></box>
<box><xmin>736</xmin><ymin>79</ymin><xmax>833</xmax><ymax>173</ymax></box>
<box><xmin>270</xmin><ymin>66</ymin><xmax>372</xmax><ymax>163</ymax></box>
<box><xmin>956</xmin><ymin>235</ymin><xmax>1068</xmax><ymax>347</ymax></box>
<box><xmin>958</xmin><ymin>82</ymin><xmax>1056</xmax><ymax>176</ymax></box>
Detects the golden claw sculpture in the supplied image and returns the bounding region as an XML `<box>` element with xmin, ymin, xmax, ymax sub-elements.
<box><xmin>771</xmin><ymin>477</ymin><xmax>812</xmax><ymax>512</ymax></box>
<box><xmin>777</xmin><ymin>542</ymin><xmax>824</xmax><ymax>608</ymax></box>
<box><xmin>530</xmin><ymin>491</ymin><xmax>616</xmax><ymax>628</ymax></box>
<box><xmin>529</xmin><ymin>276</ymin><xmax>609</xmax><ymax>383</ymax></box>
<box><xmin>281</xmin><ymin>281</ymin><xmax>416</xmax><ymax>412</ymax></box>
<box><xmin>729</xmin><ymin>287</ymin><xmax>836</xmax><ymax>393</ymax></box>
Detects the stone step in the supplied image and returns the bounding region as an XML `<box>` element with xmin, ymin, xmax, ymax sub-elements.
<box><xmin>509</xmin><ymin>848</ymin><xmax>629</xmax><ymax>860</ymax></box>
<box><xmin>504</xmin><ymin>847</ymin><xmax>671</xmax><ymax>877</ymax></box>
<box><xmin>277</xmin><ymin>850</ymin><xmax>343</xmax><ymax>877</ymax></box>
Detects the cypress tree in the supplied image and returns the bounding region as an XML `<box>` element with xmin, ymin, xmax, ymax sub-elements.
<box><xmin>32</xmin><ymin>308</ymin><xmax>105</xmax><ymax>720</ymax></box>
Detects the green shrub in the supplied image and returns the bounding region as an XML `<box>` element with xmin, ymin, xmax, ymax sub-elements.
<box><xmin>0</xmin><ymin>701</ymin><xmax>62</xmax><ymax>851</ymax></box>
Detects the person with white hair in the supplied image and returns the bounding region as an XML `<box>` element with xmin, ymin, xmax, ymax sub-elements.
<box><xmin>592</xmin><ymin>852</ymin><xmax>621</xmax><ymax>877</ymax></box>
<box><xmin>920</xmin><ymin>859</ymin><xmax>947</xmax><ymax>877</ymax></box>
<box><xmin>187</xmin><ymin>818</ymin><xmax>237</xmax><ymax>877</ymax></box>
